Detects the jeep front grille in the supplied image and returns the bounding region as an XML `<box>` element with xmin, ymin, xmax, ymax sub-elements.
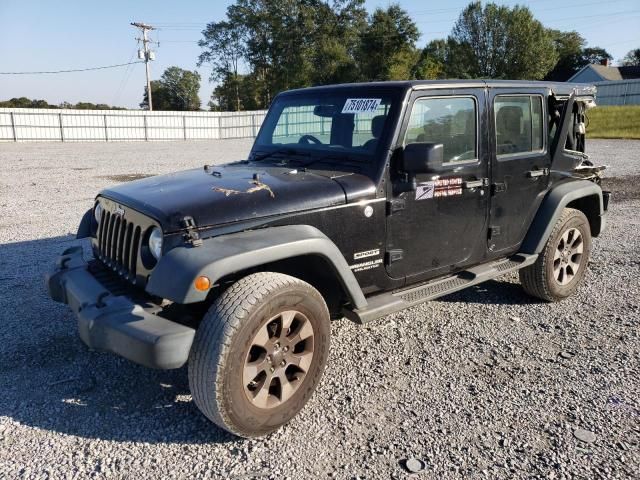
<box><xmin>92</xmin><ymin>197</ymin><xmax>159</xmax><ymax>285</ymax></box>
<box><xmin>97</xmin><ymin>210</ymin><xmax>141</xmax><ymax>280</ymax></box>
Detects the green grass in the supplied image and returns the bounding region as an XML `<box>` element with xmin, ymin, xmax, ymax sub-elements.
<box><xmin>586</xmin><ymin>105</ymin><xmax>640</xmax><ymax>139</ymax></box>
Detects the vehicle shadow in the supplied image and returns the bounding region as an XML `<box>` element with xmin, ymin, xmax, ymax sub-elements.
<box><xmin>0</xmin><ymin>235</ymin><xmax>238</xmax><ymax>445</ymax></box>
<box><xmin>438</xmin><ymin>278</ymin><xmax>545</xmax><ymax>305</ymax></box>
<box><xmin>0</xmin><ymin>234</ymin><xmax>538</xmax><ymax>445</ymax></box>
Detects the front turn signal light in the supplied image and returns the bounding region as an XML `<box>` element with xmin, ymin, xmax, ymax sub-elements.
<box><xmin>194</xmin><ymin>276</ymin><xmax>211</xmax><ymax>292</ymax></box>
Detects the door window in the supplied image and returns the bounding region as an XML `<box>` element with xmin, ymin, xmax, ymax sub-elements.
<box><xmin>495</xmin><ymin>96</ymin><xmax>544</xmax><ymax>157</ymax></box>
<box><xmin>404</xmin><ymin>97</ymin><xmax>477</xmax><ymax>163</ymax></box>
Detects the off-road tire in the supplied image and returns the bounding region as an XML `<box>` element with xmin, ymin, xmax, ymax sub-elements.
<box><xmin>520</xmin><ymin>208</ymin><xmax>592</xmax><ymax>302</ymax></box>
<box><xmin>188</xmin><ymin>272</ymin><xmax>330</xmax><ymax>438</ymax></box>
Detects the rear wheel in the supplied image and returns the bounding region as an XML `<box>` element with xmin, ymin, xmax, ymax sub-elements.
<box><xmin>520</xmin><ymin>208</ymin><xmax>592</xmax><ymax>301</ymax></box>
<box><xmin>188</xmin><ymin>272</ymin><xmax>330</xmax><ymax>437</ymax></box>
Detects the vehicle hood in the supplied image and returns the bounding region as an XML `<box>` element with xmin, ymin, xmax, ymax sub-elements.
<box><xmin>99</xmin><ymin>163</ymin><xmax>376</xmax><ymax>232</ymax></box>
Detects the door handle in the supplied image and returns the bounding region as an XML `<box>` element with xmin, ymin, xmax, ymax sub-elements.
<box><xmin>527</xmin><ymin>168</ymin><xmax>549</xmax><ymax>178</ymax></box>
<box><xmin>463</xmin><ymin>178</ymin><xmax>488</xmax><ymax>189</ymax></box>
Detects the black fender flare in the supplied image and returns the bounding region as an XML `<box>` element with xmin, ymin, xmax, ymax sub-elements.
<box><xmin>76</xmin><ymin>208</ymin><xmax>93</xmax><ymax>239</ymax></box>
<box><xmin>146</xmin><ymin>225</ymin><xmax>368</xmax><ymax>308</ymax></box>
<box><xmin>520</xmin><ymin>180</ymin><xmax>604</xmax><ymax>254</ymax></box>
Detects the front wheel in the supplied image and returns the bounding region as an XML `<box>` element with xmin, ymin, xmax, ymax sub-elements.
<box><xmin>188</xmin><ymin>272</ymin><xmax>330</xmax><ymax>437</ymax></box>
<box><xmin>520</xmin><ymin>207</ymin><xmax>592</xmax><ymax>302</ymax></box>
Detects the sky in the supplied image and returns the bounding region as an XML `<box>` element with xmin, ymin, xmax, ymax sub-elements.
<box><xmin>0</xmin><ymin>0</ymin><xmax>638</xmax><ymax>109</ymax></box>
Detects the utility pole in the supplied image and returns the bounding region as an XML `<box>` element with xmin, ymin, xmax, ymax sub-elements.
<box><xmin>131</xmin><ymin>22</ymin><xmax>156</xmax><ymax>110</ymax></box>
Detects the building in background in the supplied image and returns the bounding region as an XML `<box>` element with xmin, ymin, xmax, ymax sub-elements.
<box><xmin>569</xmin><ymin>60</ymin><xmax>640</xmax><ymax>105</ymax></box>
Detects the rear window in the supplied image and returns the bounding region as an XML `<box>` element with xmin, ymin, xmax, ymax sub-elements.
<box><xmin>495</xmin><ymin>95</ymin><xmax>544</xmax><ymax>157</ymax></box>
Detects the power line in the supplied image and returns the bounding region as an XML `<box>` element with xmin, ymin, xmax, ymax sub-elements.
<box><xmin>0</xmin><ymin>61</ymin><xmax>143</xmax><ymax>75</ymax></box>
<box><xmin>112</xmin><ymin>48</ymin><xmax>140</xmax><ymax>107</ymax></box>
<box><xmin>149</xmin><ymin>0</ymin><xmax>634</xmax><ymax>25</ymax></box>
<box><xmin>542</xmin><ymin>9</ymin><xmax>640</xmax><ymax>24</ymax></box>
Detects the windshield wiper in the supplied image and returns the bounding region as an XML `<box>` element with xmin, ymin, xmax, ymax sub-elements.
<box><xmin>250</xmin><ymin>148</ymin><xmax>300</xmax><ymax>163</ymax></box>
<box><xmin>292</xmin><ymin>152</ymin><xmax>362</xmax><ymax>170</ymax></box>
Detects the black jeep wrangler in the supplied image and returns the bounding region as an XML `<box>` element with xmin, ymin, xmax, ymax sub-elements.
<box><xmin>47</xmin><ymin>80</ymin><xmax>609</xmax><ymax>437</ymax></box>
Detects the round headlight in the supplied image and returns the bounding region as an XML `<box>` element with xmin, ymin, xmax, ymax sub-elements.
<box><xmin>94</xmin><ymin>203</ymin><xmax>103</xmax><ymax>224</ymax></box>
<box><xmin>148</xmin><ymin>227</ymin><xmax>163</xmax><ymax>260</ymax></box>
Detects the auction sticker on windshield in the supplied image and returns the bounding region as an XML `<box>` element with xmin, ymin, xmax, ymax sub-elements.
<box><xmin>342</xmin><ymin>98</ymin><xmax>382</xmax><ymax>114</ymax></box>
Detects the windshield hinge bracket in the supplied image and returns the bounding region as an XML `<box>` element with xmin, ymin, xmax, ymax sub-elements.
<box><xmin>386</xmin><ymin>199</ymin><xmax>406</xmax><ymax>215</ymax></box>
<box><xmin>181</xmin><ymin>216</ymin><xmax>203</xmax><ymax>247</ymax></box>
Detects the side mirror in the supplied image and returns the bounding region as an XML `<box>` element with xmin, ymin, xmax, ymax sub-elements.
<box><xmin>402</xmin><ymin>143</ymin><xmax>444</xmax><ymax>173</ymax></box>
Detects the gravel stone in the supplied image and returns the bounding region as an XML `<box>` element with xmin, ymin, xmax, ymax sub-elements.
<box><xmin>403</xmin><ymin>458</ymin><xmax>425</xmax><ymax>473</ymax></box>
<box><xmin>574</xmin><ymin>429</ymin><xmax>597</xmax><ymax>444</ymax></box>
<box><xmin>0</xmin><ymin>139</ymin><xmax>638</xmax><ymax>479</ymax></box>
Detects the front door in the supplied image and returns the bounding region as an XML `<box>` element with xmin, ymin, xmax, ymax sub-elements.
<box><xmin>385</xmin><ymin>88</ymin><xmax>490</xmax><ymax>283</ymax></box>
<box><xmin>487</xmin><ymin>89</ymin><xmax>551</xmax><ymax>254</ymax></box>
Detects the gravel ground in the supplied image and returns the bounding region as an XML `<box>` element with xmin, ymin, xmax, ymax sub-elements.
<box><xmin>0</xmin><ymin>139</ymin><xmax>638</xmax><ymax>479</ymax></box>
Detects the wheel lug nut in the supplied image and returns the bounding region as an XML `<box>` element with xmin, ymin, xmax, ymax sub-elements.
<box><xmin>283</xmin><ymin>346</ymin><xmax>289</xmax><ymax>352</ymax></box>
<box><xmin>270</xmin><ymin>367</ymin><xmax>275</xmax><ymax>373</ymax></box>
<box><xmin>280</xmin><ymin>360</ymin><xmax>286</xmax><ymax>367</ymax></box>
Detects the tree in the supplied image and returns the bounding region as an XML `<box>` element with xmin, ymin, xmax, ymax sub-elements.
<box><xmin>580</xmin><ymin>47</ymin><xmax>612</xmax><ymax>66</ymax></box>
<box><xmin>226</xmin><ymin>0</ymin><xmax>318</xmax><ymax>103</ymax></box>
<box><xmin>357</xmin><ymin>4</ymin><xmax>420</xmax><ymax>81</ymax></box>
<box><xmin>141</xmin><ymin>67</ymin><xmax>201</xmax><ymax>111</ymax></box>
<box><xmin>308</xmin><ymin>0</ymin><xmax>368</xmax><ymax>85</ymax></box>
<box><xmin>198</xmin><ymin>0</ymin><xmax>368</xmax><ymax>110</ymax></box>
<box><xmin>413</xmin><ymin>39</ymin><xmax>448</xmax><ymax>80</ymax></box>
<box><xmin>621</xmin><ymin>48</ymin><xmax>640</xmax><ymax>66</ymax></box>
<box><xmin>544</xmin><ymin>31</ymin><xmax>614</xmax><ymax>80</ymax></box>
<box><xmin>0</xmin><ymin>97</ymin><xmax>124</xmax><ymax>109</ymax></box>
<box><xmin>198</xmin><ymin>20</ymin><xmax>248</xmax><ymax>111</ymax></box>
<box><xmin>74</xmin><ymin>102</ymin><xmax>114</xmax><ymax>110</ymax></box>
<box><xmin>208</xmin><ymin>73</ymin><xmax>264</xmax><ymax>111</ymax></box>
<box><xmin>0</xmin><ymin>97</ymin><xmax>55</xmax><ymax>108</ymax></box>
<box><xmin>141</xmin><ymin>80</ymin><xmax>169</xmax><ymax>110</ymax></box>
<box><xmin>449</xmin><ymin>1</ymin><xmax>557</xmax><ymax>80</ymax></box>
<box><xmin>545</xmin><ymin>30</ymin><xmax>586</xmax><ymax>81</ymax></box>
<box><xmin>209</xmin><ymin>78</ymin><xmax>241</xmax><ymax>112</ymax></box>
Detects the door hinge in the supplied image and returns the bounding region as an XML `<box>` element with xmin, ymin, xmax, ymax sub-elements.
<box><xmin>385</xmin><ymin>249</ymin><xmax>404</xmax><ymax>264</ymax></box>
<box><xmin>491</xmin><ymin>182</ymin><xmax>507</xmax><ymax>194</ymax></box>
<box><xmin>488</xmin><ymin>226</ymin><xmax>501</xmax><ymax>238</ymax></box>
<box><xmin>181</xmin><ymin>216</ymin><xmax>203</xmax><ymax>247</ymax></box>
<box><xmin>386</xmin><ymin>199</ymin><xmax>405</xmax><ymax>215</ymax></box>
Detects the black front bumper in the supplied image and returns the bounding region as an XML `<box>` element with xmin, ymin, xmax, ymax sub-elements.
<box><xmin>45</xmin><ymin>246</ymin><xmax>195</xmax><ymax>369</ymax></box>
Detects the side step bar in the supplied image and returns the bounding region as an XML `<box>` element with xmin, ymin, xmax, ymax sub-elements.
<box><xmin>344</xmin><ymin>253</ymin><xmax>538</xmax><ymax>324</ymax></box>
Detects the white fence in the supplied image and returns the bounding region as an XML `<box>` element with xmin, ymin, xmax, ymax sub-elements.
<box><xmin>0</xmin><ymin>108</ymin><xmax>268</xmax><ymax>142</ymax></box>
<box><xmin>596</xmin><ymin>79</ymin><xmax>640</xmax><ymax>106</ymax></box>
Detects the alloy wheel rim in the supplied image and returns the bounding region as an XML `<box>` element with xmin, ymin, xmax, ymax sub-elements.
<box><xmin>553</xmin><ymin>227</ymin><xmax>584</xmax><ymax>286</ymax></box>
<box><xmin>243</xmin><ymin>310</ymin><xmax>315</xmax><ymax>409</ymax></box>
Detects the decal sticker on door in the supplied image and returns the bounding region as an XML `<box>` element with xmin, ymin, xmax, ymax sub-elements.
<box><xmin>416</xmin><ymin>178</ymin><xmax>463</xmax><ymax>200</ymax></box>
<box><xmin>350</xmin><ymin>258</ymin><xmax>383</xmax><ymax>272</ymax></box>
<box><xmin>416</xmin><ymin>181</ymin><xmax>435</xmax><ymax>200</ymax></box>
<box><xmin>354</xmin><ymin>248</ymin><xmax>380</xmax><ymax>260</ymax></box>
<box><xmin>342</xmin><ymin>98</ymin><xmax>382</xmax><ymax>114</ymax></box>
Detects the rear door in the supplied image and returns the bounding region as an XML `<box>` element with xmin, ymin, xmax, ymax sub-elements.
<box><xmin>385</xmin><ymin>88</ymin><xmax>490</xmax><ymax>283</ymax></box>
<box><xmin>488</xmin><ymin>89</ymin><xmax>550</xmax><ymax>254</ymax></box>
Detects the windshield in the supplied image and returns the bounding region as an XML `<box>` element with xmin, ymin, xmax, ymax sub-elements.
<box><xmin>253</xmin><ymin>90</ymin><xmax>399</xmax><ymax>162</ymax></box>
